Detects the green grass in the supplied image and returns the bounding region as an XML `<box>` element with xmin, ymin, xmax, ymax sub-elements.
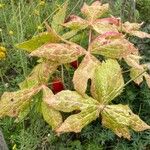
<box><xmin>0</xmin><ymin>0</ymin><xmax>150</xmax><ymax>150</ymax></box>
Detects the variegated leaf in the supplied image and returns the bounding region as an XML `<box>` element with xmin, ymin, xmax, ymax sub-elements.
<box><xmin>51</xmin><ymin>1</ymin><xmax>68</xmax><ymax>33</ymax></box>
<box><xmin>92</xmin><ymin>59</ymin><xmax>124</xmax><ymax>104</ymax></box>
<box><xmin>90</xmin><ymin>32</ymin><xmax>137</xmax><ymax>58</ymax></box>
<box><xmin>102</xmin><ymin>104</ymin><xmax>150</xmax><ymax>139</ymax></box>
<box><xmin>56</xmin><ymin>106</ymin><xmax>99</xmax><ymax>134</ymax></box>
<box><xmin>73</xmin><ymin>53</ymin><xmax>101</xmax><ymax>96</ymax></box>
<box><xmin>19</xmin><ymin>61</ymin><xmax>58</xmax><ymax>89</ymax></box>
<box><xmin>121</xmin><ymin>22</ymin><xmax>150</xmax><ymax>38</ymax></box>
<box><xmin>42</xmin><ymin>86</ymin><xmax>62</xmax><ymax>130</ymax></box>
<box><xmin>92</xmin><ymin>17</ymin><xmax>119</xmax><ymax>34</ymax></box>
<box><xmin>45</xmin><ymin>90</ymin><xmax>99</xmax><ymax>112</ymax></box>
<box><xmin>81</xmin><ymin>1</ymin><xmax>109</xmax><ymax>21</ymax></box>
<box><xmin>124</xmin><ymin>54</ymin><xmax>142</xmax><ymax>69</ymax></box>
<box><xmin>16</xmin><ymin>32</ymin><xmax>60</xmax><ymax>52</ymax></box>
<box><xmin>30</xmin><ymin>43</ymin><xmax>86</xmax><ymax>64</ymax></box>
<box><xmin>63</xmin><ymin>15</ymin><xmax>88</xmax><ymax>30</ymax></box>
<box><xmin>0</xmin><ymin>86</ymin><xmax>42</xmax><ymax>118</ymax></box>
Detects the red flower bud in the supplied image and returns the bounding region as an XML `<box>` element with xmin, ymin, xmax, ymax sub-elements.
<box><xmin>51</xmin><ymin>79</ymin><xmax>64</xmax><ymax>94</ymax></box>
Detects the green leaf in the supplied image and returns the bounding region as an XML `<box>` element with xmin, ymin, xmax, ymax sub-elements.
<box><xmin>56</xmin><ymin>106</ymin><xmax>99</xmax><ymax>134</ymax></box>
<box><xmin>92</xmin><ymin>59</ymin><xmax>124</xmax><ymax>104</ymax></box>
<box><xmin>0</xmin><ymin>86</ymin><xmax>42</xmax><ymax>118</ymax></box>
<box><xmin>30</xmin><ymin>43</ymin><xmax>86</xmax><ymax>64</ymax></box>
<box><xmin>19</xmin><ymin>61</ymin><xmax>58</xmax><ymax>89</ymax></box>
<box><xmin>42</xmin><ymin>86</ymin><xmax>62</xmax><ymax>130</ymax></box>
<box><xmin>51</xmin><ymin>1</ymin><xmax>68</xmax><ymax>33</ymax></box>
<box><xmin>73</xmin><ymin>54</ymin><xmax>100</xmax><ymax>96</ymax></box>
<box><xmin>81</xmin><ymin>1</ymin><xmax>109</xmax><ymax>21</ymax></box>
<box><xmin>45</xmin><ymin>90</ymin><xmax>99</xmax><ymax>113</ymax></box>
<box><xmin>102</xmin><ymin>104</ymin><xmax>150</xmax><ymax>139</ymax></box>
<box><xmin>16</xmin><ymin>32</ymin><xmax>60</xmax><ymax>52</ymax></box>
<box><xmin>90</xmin><ymin>32</ymin><xmax>137</xmax><ymax>59</ymax></box>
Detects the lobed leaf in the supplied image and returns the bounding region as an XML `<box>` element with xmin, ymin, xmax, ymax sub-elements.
<box><xmin>81</xmin><ymin>1</ymin><xmax>109</xmax><ymax>21</ymax></box>
<box><xmin>42</xmin><ymin>86</ymin><xmax>62</xmax><ymax>130</ymax></box>
<box><xmin>0</xmin><ymin>86</ymin><xmax>42</xmax><ymax>118</ymax></box>
<box><xmin>30</xmin><ymin>43</ymin><xmax>86</xmax><ymax>64</ymax></box>
<box><xmin>51</xmin><ymin>1</ymin><xmax>68</xmax><ymax>33</ymax></box>
<box><xmin>90</xmin><ymin>32</ymin><xmax>137</xmax><ymax>59</ymax></box>
<box><xmin>45</xmin><ymin>90</ymin><xmax>99</xmax><ymax>112</ymax></box>
<box><xmin>102</xmin><ymin>104</ymin><xmax>150</xmax><ymax>139</ymax></box>
<box><xmin>56</xmin><ymin>106</ymin><xmax>99</xmax><ymax>134</ymax></box>
<box><xmin>92</xmin><ymin>59</ymin><xmax>124</xmax><ymax>104</ymax></box>
<box><xmin>73</xmin><ymin>53</ymin><xmax>101</xmax><ymax>96</ymax></box>
<box><xmin>16</xmin><ymin>32</ymin><xmax>60</xmax><ymax>52</ymax></box>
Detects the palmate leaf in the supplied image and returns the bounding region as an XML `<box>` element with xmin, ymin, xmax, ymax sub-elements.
<box><xmin>63</xmin><ymin>15</ymin><xmax>88</xmax><ymax>30</ymax></box>
<box><xmin>121</xmin><ymin>22</ymin><xmax>150</xmax><ymax>38</ymax></box>
<box><xmin>19</xmin><ymin>61</ymin><xmax>58</xmax><ymax>89</ymax></box>
<box><xmin>45</xmin><ymin>90</ymin><xmax>100</xmax><ymax>134</ymax></box>
<box><xmin>0</xmin><ymin>86</ymin><xmax>42</xmax><ymax>118</ymax></box>
<box><xmin>30</xmin><ymin>43</ymin><xmax>86</xmax><ymax>64</ymax></box>
<box><xmin>73</xmin><ymin>53</ymin><xmax>101</xmax><ymax>96</ymax></box>
<box><xmin>81</xmin><ymin>1</ymin><xmax>109</xmax><ymax>21</ymax></box>
<box><xmin>92</xmin><ymin>17</ymin><xmax>119</xmax><ymax>34</ymax></box>
<box><xmin>102</xmin><ymin>104</ymin><xmax>150</xmax><ymax>139</ymax></box>
<box><xmin>56</xmin><ymin>106</ymin><xmax>99</xmax><ymax>134</ymax></box>
<box><xmin>90</xmin><ymin>32</ymin><xmax>137</xmax><ymax>59</ymax></box>
<box><xmin>51</xmin><ymin>1</ymin><xmax>68</xmax><ymax>33</ymax></box>
<box><xmin>42</xmin><ymin>86</ymin><xmax>62</xmax><ymax>130</ymax></box>
<box><xmin>91</xmin><ymin>59</ymin><xmax>124</xmax><ymax>104</ymax></box>
<box><xmin>45</xmin><ymin>90</ymin><xmax>99</xmax><ymax>112</ymax></box>
<box><xmin>16</xmin><ymin>32</ymin><xmax>60</xmax><ymax>52</ymax></box>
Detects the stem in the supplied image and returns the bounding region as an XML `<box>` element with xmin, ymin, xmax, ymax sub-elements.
<box><xmin>88</xmin><ymin>28</ymin><xmax>92</xmax><ymax>52</ymax></box>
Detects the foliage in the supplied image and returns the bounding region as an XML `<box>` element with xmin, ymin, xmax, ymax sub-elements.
<box><xmin>0</xmin><ymin>0</ymin><xmax>150</xmax><ymax>149</ymax></box>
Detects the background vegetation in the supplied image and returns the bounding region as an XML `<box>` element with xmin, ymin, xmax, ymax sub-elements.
<box><xmin>0</xmin><ymin>0</ymin><xmax>150</xmax><ymax>149</ymax></box>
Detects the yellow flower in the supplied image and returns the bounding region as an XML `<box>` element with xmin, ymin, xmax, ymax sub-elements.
<box><xmin>0</xmin><ymin>46</ymin><xmax>6</xmax><ymax>60</ymax></box>
<box><xmin>39</xmin><ymin>1</ymin><xmax>45</xmax><ymax>6</ymax></box>
<box><xmin>9</xmin><ymin>30</ymin><xmax>14</xmax><ymax>36</ymax></box>
<box><xmin>34</xmin><ymin>9</ymin><xmax>40</xmax><ymax>16</ymax></box>
<box><xmin>12</xmin><ymin>144</ymin><xmax>17</xmax><ymax>150</ymax></box>
<box><xmin>37</xmin><ymin>25</ymin><xmax>43</xmax><ymax>30</ymax></box>
<box><xmin>0</xmin><ymin>3</ymin><xmax>5</xmax><ymax>9</ymax></box>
